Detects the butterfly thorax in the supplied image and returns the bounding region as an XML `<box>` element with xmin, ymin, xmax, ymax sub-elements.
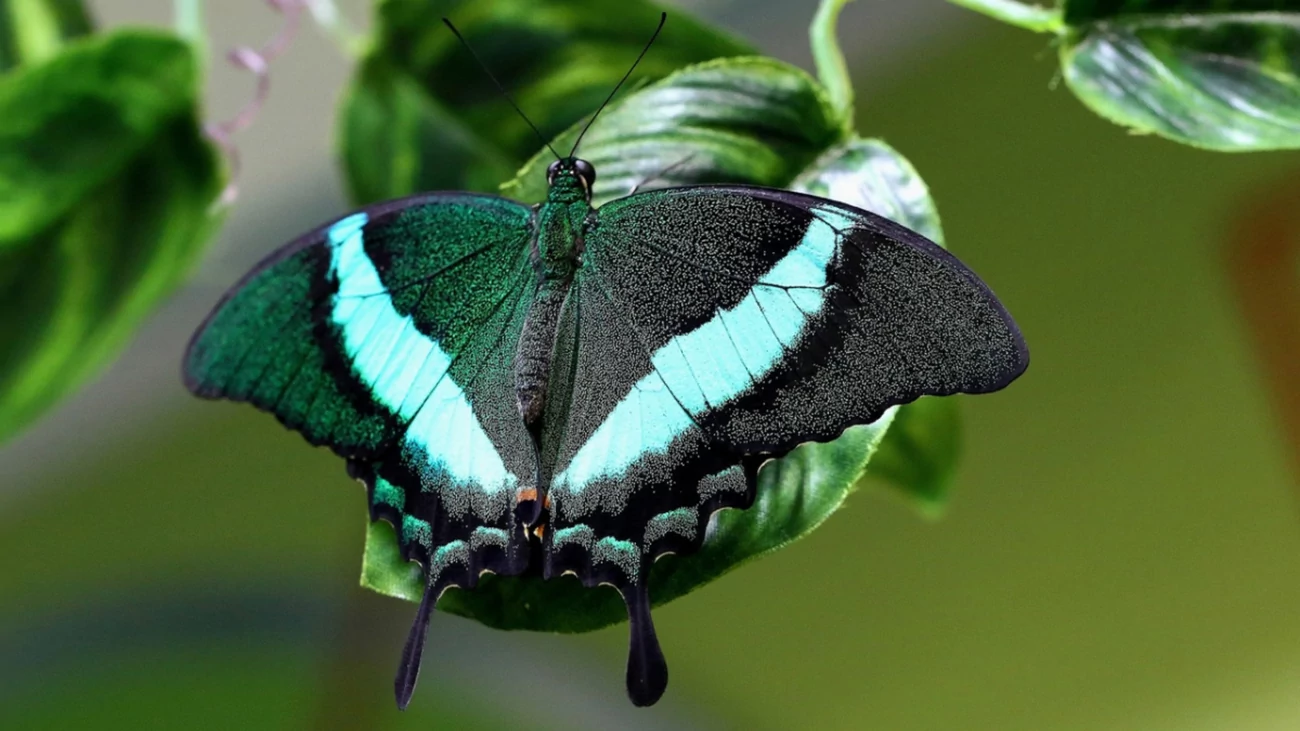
<box><xmin>534</xmin><ymin>198</ymin><xmax>588</xmax><ymax>279</ymax></box>
<box><xmin>534</xmin><ymin>159</ymin><xmax>595</xmax><ymax>275</ymax></box>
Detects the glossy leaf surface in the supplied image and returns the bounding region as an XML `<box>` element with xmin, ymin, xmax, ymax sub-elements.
<box><xmin>503</xmin><ymin>57</ymin><xmax>844</xmax><ymax>205</ymax></box>
<box><xmin>953</xmin><ymin>0</ymin><xmax>1300</xmax><ymax>150</ymax></box>
<box><xmin>1062</xmin><ymin>2</ymin><xmax>1300</xmax><ymax>150</ymax></box>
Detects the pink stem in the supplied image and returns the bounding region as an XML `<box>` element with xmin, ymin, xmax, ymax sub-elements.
<box><xmin>205</xmin><ymin>0</ymin><xmax>312</xmax><ymax>206</ymax></box>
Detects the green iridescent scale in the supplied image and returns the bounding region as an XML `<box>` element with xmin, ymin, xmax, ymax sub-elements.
<box><xmin>184</xmin><ymin>158</ymin><xmax>1028</xmax><ymax>708</ymax></box>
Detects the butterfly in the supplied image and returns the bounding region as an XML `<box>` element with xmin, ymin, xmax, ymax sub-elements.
<box><xmin>183</xmin><ymin>13</ymin><xmax>1028</xmax><ymax>710</ymax></box>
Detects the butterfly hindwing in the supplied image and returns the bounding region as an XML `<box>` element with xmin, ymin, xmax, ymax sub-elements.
<box><xmin>183</xmin><ymin>193</ymin><xmax>540</xmax><ymax>707</ymax></box>
<box><xmin>538</xmin><ymin>186</ymin><xmax>1027</xmax><ymax>703</ymax></box>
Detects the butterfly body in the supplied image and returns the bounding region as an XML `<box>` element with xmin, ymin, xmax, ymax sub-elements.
<box><xmin>514</xmin><ymin>169</ymin><xmax>590</xmax><ymax>430</ymax></box>
<box><xmin>184</xmin><ymin>157</ymin><xmax>1027</xmax><ymax>708</ymax></box>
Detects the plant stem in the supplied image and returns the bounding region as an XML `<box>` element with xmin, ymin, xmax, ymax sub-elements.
<box><xmin>945</xmin><ymin>0</ymin><xmax>1064</xmax><ymax>33</ymax></box>
<box><xmin>11</xmin><ymin>0</ymin><xmax>61</xmax><ymax>65</ymax></box>
<box><xmin>810</xmin><ymin>0</ymin><xmax>855</xmax><ymax>127</ymax></box>
<box><xmin>1226</xmin><ymin>173</ymin><xmax>1300</xmax><ymax>500</ymax></box>
<box><xmin>173</xmin><ymin>0</ymin><xmax>205</xmax><ymax>49</ymax></box>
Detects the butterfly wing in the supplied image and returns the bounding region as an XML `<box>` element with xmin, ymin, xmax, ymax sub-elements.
<box><xmin>541</xmin><ymin>185</ymin><xmax>1028</xmax><ymax>705</ymax></box>
<box><xmin>183</xmin><ymin>192</ymin><xmax>538</xmax><ymax>707</ymax></box>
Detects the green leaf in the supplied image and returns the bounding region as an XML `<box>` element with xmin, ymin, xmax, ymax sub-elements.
<box><xmin>339</xmin><ymin>0</ymin><xmax>752</xmax><ymax>204</ymax></box>
<box><xmin>951</xmin><ymin>0</ymin><xmax>1300</xmax><ymax>150</ymax></box>
<box><xmin>0</xmin><ymin>0</ymin><xmax>93</xmax><ymax>72</ymax></box>
<box><xmin>362</xmin><ymin>38</ymin><xmax>957</xmax><ymax>628</ymax></box>
<box><xmin>362</xmin><ymin>519</ymin><xmax>424</xmax><ymax>602</ymax></box>
<box><xmin>0</xmin><ymin>31</ymin><xmax>199</xmax><ymax>243</ymax></box>
<box><xmin>0</xmin><ymin>30</ymin><xmax>223</xmax><ymax>443</ymax></box>
<box><xmin>790</xmin><ymin>137</ymin><xmax>945</xmax><ymax>243</ymax></box>
<box><xmin>1061</xmin><ymin>2</ymin><xmax>1300</xmax><ymax>150</ymax></box>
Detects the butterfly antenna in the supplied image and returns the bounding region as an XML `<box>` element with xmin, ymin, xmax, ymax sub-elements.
<box><xmin>442</xmin><ymin>17</ymin><xmax>562</xmax><ymax>161</ymax></box>
<box><xmin>569</xmin><ymin>12</ymin><xmax>666</xmax><ymax>158</ymax></box>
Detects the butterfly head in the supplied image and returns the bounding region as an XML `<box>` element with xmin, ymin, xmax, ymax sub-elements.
<box><xmin>546</xmin><ymin>157</ymin><xmax>596</xmax><ymax>203</ymax></box>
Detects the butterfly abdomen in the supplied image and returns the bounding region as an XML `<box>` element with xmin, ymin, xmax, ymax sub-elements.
<box><xmin>515</xmin><ymin>280</ymin><xmax>569</xmax><ymax>428</ymax></box>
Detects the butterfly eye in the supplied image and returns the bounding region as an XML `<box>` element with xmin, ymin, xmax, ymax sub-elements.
<box><xmin>573</xmin><ymin>159</ymin><xmax>596</xmax><ymax>189</ymax></box>
<box><xmin>546</xmin><ymin>160</ymin><xmax>563</xmax><ymax>184</ymax></box>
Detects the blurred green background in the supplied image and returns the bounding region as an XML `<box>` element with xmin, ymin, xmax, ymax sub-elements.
<box><xmin>3</xmin><ymin>1</ymin><xmax>1300</xmax><ymax>729</ymax></box>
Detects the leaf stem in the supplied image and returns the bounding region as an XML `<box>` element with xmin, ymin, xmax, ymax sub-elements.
<box><xmin>10</xmin><ymin>0</ymin><xmax>62</xmax><ymax>66</ymax></box>
<box><xmin>945</xmin><ymin>0</ymin><xmax>1064</xmax><ymax>33</ymax></box>
<box><xmin>173</xmin><ymin>0</ymin><xmax>206</xmax><ymax>49</ymax></box>
<box><xmin>203</xmin><ymin>0</ymin><xmax>314</xmax><ymax>206</ymax></box>
<box><xmin>810</xmin><ymin>0</ymin><xmax>856</xmax><ymax>127</ymax></box>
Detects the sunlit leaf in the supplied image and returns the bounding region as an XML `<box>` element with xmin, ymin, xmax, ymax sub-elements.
<box><xmin>503</xmin><ymin>57</ymin><xmax>843</xmax><ymax>205</ymax></box>
<box><xmin>790</xmin><ymin>137</ymin><xmax>945</xmax><ymax>246</ymax></box>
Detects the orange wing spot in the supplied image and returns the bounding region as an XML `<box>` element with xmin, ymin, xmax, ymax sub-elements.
<box><xmin>532</xmin><ymin>524</ymin><xmax>546</xmax><ymax>540</ymax></box>
<box><xmin>544</xmin><ymin>493</ymin><xmax>553</xmax><ymax>510</ymax></box>
<box><xmin>516</xmin><ymin>488</ymin><xmax>538</xmax><ymax>504</ymax></box>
